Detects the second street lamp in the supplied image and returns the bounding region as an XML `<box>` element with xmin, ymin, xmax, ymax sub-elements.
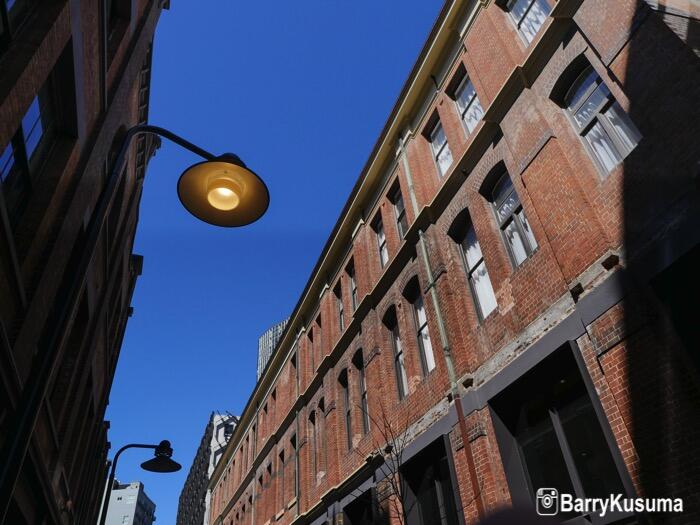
<box><xmin>97</xmin><ymin>440</ymin><xmax>182</xmax><ymax>525</ymax></box>
<box><xmin>0</xmin><ymin>124</ymin><xmax>270</xmax><ymax>522</ymax></box>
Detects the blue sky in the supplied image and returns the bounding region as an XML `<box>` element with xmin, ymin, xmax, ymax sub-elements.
<box><xmin>105</xmin><ymin>1</ymin><xmax>443</xmax><ymax>522</ymax></box>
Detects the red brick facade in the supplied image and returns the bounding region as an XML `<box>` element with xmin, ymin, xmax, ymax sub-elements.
<box><xmin>0</xmin><ymin>1</ymin><xmax>163</xmax><ymax>523</ymax></box>
<box><xmin>210</xmin><ymin>1</ymin><xmax>700</xmax><ymax>524</ymax></box>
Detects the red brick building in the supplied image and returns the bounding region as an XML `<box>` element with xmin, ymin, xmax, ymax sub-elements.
<box><xmin>209</xmin><ymin>1</ymin><xmax>700</xmax><ymax>524</ymax></box>
<box><xmin>0</xmin><ymin>1</ymin><xmax>165</xmax><ymax>523</ymax></box>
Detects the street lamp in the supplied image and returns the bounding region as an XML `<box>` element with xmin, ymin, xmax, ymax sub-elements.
<box><xmin>97</xmin><ymin>440</ymin><xmax>182</xmax><ymax>525</ymax></box>
<box><xmin>0</xmin><ymin>124</ymin><xmax>269</xmax><ymax>522</ymax></box>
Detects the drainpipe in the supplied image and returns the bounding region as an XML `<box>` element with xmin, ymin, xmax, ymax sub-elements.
<box><xmin>398</xmin><ymin>133</ymin><xmax>485</xmax><ymax>519</ymax></box>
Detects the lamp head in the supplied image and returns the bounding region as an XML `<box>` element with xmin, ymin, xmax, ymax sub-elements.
<box><xmin>140</xmin><ymin>440</ymin><xmax>182</xmax><ymax>473</ymax></box>
<box><xmin>177</xmin><ymin>153</ymin><xmax>270</xmax><ymax>227</ymax></box>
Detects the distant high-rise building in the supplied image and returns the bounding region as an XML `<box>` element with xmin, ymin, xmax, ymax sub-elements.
<box><xmin>177</xmin><ymin>412</ymin><xmax>238</xmax><ymax>525</ymax></box>
<box><xmin>103</xmin><ymin>481</ymin><xmax>155</xmax><ymax>525</ymax></box>
<box><xmin>256</xmin><ymin>319</ymin><xmax>289</xmax><ymax>379</ymax></box>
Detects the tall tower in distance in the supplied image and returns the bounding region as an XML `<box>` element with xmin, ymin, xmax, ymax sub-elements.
<box><xmin>256</xmin><ymin>318</ymin><xmax>289</xmax><ymax>380</ymax></box>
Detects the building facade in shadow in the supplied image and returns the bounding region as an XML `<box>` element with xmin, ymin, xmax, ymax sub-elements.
<box><xmin>0</xmin><ymin>1</ymin><xmax>166</xmax><ymax>523</ymax></box>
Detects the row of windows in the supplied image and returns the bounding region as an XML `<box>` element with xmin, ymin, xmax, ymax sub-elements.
<box><xmin>218</xmin><ymin>39</ymin><xmax>644</xmax><ymax>523</ymax></box>
<box><xmin>427</xmin><ymin>0</ymin><xmax>553</xmax><ymax>178</ymax></box>
<box><xmin>428</xmin><ymin>65</ymin><xmax>641</xmax><ymax>182</ymax></box>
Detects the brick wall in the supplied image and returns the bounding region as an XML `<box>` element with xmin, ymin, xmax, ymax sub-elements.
<box><xmin>210</xmin><ymin>1</ymin><xmax>700</xmax><ymax>524</ymax></box>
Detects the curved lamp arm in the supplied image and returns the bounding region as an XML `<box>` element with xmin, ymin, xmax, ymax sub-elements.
<box><xmin>96</xmin><ymin>442</ymin><xmax>163</xmax><ymax>525</ymax></box>
<box><xmin>0</xmin><ymin>125</ymin><xmax>218</xmax><ymax>523</ymax></box>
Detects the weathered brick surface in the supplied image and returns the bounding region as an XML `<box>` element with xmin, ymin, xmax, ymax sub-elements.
<box><xmin>211</xmin><ymin>2</ymin><xmax>700</xmax><ymax>524</ymax></box>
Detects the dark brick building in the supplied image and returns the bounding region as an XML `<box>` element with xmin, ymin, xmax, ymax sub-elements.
<box><xmin>0</xmin><ymin>1</ymin><xmax>165</xmax><ymax>523</ymax></box>
<box><xmin>221</xmin><ymin>0</ymin><xmax>696</xmax><ymax>524</ymax></box>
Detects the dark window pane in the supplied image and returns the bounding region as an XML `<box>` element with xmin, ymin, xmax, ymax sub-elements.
<box><xmin>559</xmin><ymin>396</ymin><xmax>625</xmax><ymax>499</ymax></box>
<box><xmin>517</xmin><ymin>403</ymin><xmax>576</xmax><ymax>500</ymax></box>
<box><xmin>403</xmin><ymin>440</ymin><xmax>459</xmax><ymax>525</ymax></box>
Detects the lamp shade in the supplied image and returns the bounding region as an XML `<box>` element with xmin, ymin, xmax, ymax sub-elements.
<box><xmin>140</xmin><ymin>440</ymin><xmax>182</xmax><ymax>473</ymax></box>
<box><xmin>140</xmin><ymin>455</ymin><xmax>182</xmax><ymax>473</ymax></box>
<box><xmin>177</xmin><ymin>153</ymin><xmax>269</xmax><ymax>227</ymax></box>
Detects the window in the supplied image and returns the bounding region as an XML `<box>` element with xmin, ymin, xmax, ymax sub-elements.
<box><xmin>491</xmin><ymin>348</ymin><xmax>629</xmax><ymax>520</ymax></box>
<box><xmin>429</xmin><ymin>120</ymin><xmax>453</xmax><ymax>177</ymax></box>
<box><xmin>373</xmin><ymin>215</ymin><xmax>389</xmax><ymax>267</ymax></box>
<box><xmin>334</xmin><ymin>283</ymin><xmax>344</xmax><ymax>332</ymax></box>
<box><xmin>1</xmin><ymin>0</ymin><xmax>38</xmax><ymax>53</ymax></box>
<box><xmin>314</xmin><ymin>315</ymin><xmax>322</xmax><ymax>370</ymax></box>
<box><xmin>339</xmin><ymin>369</ymin><xmax>352</xmax><ymax>449</ymax></box>
<box><xmin>353</xmin><ymin>350</ymin><xmax>370</xmax><ymax>434</ymax></box>
<box><xmin>565</xmin><ymin>65</ymin><xmax>641</xmax><ymax>174</ymax></box>
<box><xmin>278</xmin><ymin>449</ymin><xmax>285</xmax><ymax>506</ymax></box>
<box><xmin>308</xmin><ymin>328</ymin><xmax>315</xmax><ymax>372</ymax></box>
<box><xmin>490</xmin><ymin>172</ymin><xmax>537</xmax><ymax>266</ymax></box>
<box><xmin>386</xmin><ymin>310</ymin><xmax>409</xmax><ymax>400</ymax></box>
<box><xmin>1</xmin><ymin>86</ymin><xmax>55</xmax><ymax>225</ymax></box>
<box><xmin>454</xmin><ymin>75</ymin><xmax>484</xmax><ymax>134</ymax></box>
<box><xmin>409</xmin><ymin>290</ymin><xmax>436</xmax><ymax>375</ymax></box>
<box><xmin>460</xmin><ymin>221</ymin><xmax>498</xmax><ymax>319</ymax></box>
<box><xmin>290</xmin><ymin>434</ymin><xmax>298</xmax><ymax>500</ymax></box>
<box><xmin>391</xmin><ymin>185</ymin><xmax>409</xmax><ymax>238</ymax></box>
<box><xmin>506</xmin><ymin>0</ymin><xmax>550</xmax><ymax>44</ymax></box>
<box><xmin>309</xmin><ymin>410</ymin><xmax>318</xmax><ymax>474</ymax></box>
<box><xmin>318</xmin><ymin>397</ymin><xmax>326</xmax><ymax>471</ymax></box>
<box><xmin>401</xmin><ymin>438</ymin><xmax>460</xmax><ymax>525</ymax></box>
<box><xmin>347</xmin><ymin>261</ymin><xmax>358</xmax><ymax>311</ymax></box>
<box><xmin>105</xmin><ymin>0</ymin><xmax>131</xmax><ymax>62</ymax></box>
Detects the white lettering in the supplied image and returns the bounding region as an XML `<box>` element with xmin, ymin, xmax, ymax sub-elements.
<box><xmin>536</xmin><ymin>492</ymin><xmax>684</xmax><ymax>517</ymax></box>
<box><xmin>560</xmin><ymin>493</ymin><xmax>573</xmax><ymax>512</ymax></box>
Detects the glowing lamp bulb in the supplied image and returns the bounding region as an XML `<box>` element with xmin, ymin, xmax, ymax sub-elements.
<box><xmin>207</xmin><ymin>177</ymin><xmax>241</xmax><ymax>211</ymax></box>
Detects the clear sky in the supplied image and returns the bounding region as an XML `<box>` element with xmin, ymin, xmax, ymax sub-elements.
<box><xmin>105</xmin><ymin>1</ymin><xmax>444</xmax><ymax>522</ymax></box>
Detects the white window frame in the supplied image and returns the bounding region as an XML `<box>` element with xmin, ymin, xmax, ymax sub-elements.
<box><xmin>460</xmin><ymin>223</ymin><xmax>498</xmax><ymax>320</ymax></box>
<box><xmin>429</xmin><ymin>120</ymin><xmax>453</xmax><ymax>177</ymax></box>
<box><xmin>454</xmin><ymin>75</ymin><xmax>484</xmax><ymax>135</ymax></box>
<box><xmin>412</xmin><ymin>294</ymin><xmax>436</xmax><ymax>374</ymax></box>
<box><xmin>565</xmin><ymin>66</ymin><xmax>641</xmax><ymax>176</ymax></box>
<box><xmin>506</xmin><ymin>0</ymin><xmax>551</xmax><ymax>45</ymax></box>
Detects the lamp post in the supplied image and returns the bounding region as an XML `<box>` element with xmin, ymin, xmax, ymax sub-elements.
<box><xmin>0</xmin><ymin>125</ymin><xmax>269</xmax><ymax>523</ymax></box>
<box><xmin>97</xmin><ymin>440</ymin><xmax>182</xmax><ymax>525</ymax></box>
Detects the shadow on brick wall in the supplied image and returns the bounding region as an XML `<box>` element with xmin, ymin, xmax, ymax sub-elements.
<box><xmin>622</xmin><ymin>2</ymin><xmax>700</xmax><ymax>522</ymax></box>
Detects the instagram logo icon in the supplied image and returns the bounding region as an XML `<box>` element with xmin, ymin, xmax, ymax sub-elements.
<box><xmin>536</xmin><ymin>488</ymin><xmax>559</xmax><ymax>516</ymax></box>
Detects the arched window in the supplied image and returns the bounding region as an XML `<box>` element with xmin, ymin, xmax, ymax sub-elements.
<box><xmin>318</xmin><ymin>397</ymin><xmax>326</xmax><ymax>471</ymax></box>
<box><xmin>564</xmin><ymin>65</ymin><xmax>641</xmax><ymax>174</ymax></box>
<box><xmin>383</xmin><ymin>307</ymin><xmax>409</xmax><ymax>400</ymax></box>
<box><xmin>490</xmin><ymin>171</ymin><xmax>537</xmax><ymax>266</ymax></box>
<box><xmin>309</xmin><ymin>410</ymin><xmax>318</xmax><ymax>474</ymax></box>
<box><xmin>450</xmin><ymin>210</ymin><xmax>498</xmax><ymax>319</ymax></box>
<box><xmin>453</xmin><ymin>71</ymin><xmax>484</xmax><ymax>134</ymax></box>
<box><xmin>404</xmin><ymin>278</ymin><xmax>436</xmax><ymax>375</ymax></box>
<box><xmin>353</xmin><ymin>349</ymin><xmax>370</xmax><ymax>434</ymax></box>
<box><xmin>338</xmin><ymin>369</ymin><xmax>352</xmax><ymax>449</ymax></box>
